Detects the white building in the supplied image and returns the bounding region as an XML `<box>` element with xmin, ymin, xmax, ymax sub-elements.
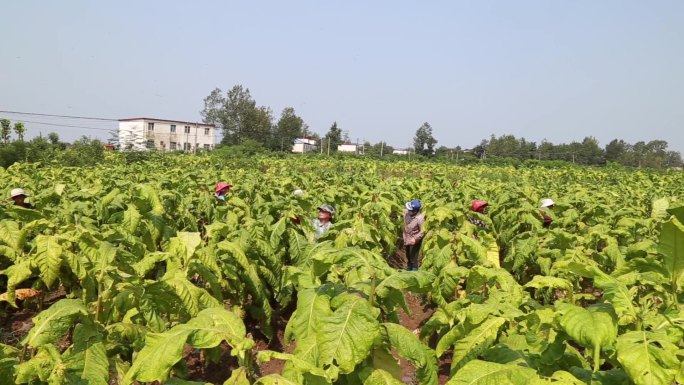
<box><xmin>393</xmin><ymin>149</ymin><xmax>410</xmax><ymax>155</ymax></box>
<box><xmin>118</xmin><ymin>118</ymin><xmax>216</xmax><ymax>152</ymax></box>
<box><xmin>337</xmin><ymin>143</ymin><xmax>360</xmax><ymax>153</ymax></box>
<box><xmin>292</xmin><ymin>138</ymin><xmax>318</xmax><ymax>153</ymax></box>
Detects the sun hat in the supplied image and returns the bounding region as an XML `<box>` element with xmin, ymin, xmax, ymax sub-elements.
<box><xmin>214</xmin><ymin>182</ymin><xmax>233</xmax><ymax>194</ymax></box>
<box><xmin>471</xmin><ymin>200</ymin><xmax>488</xmax><ymax>212</ymax></box>
<box><xmin>318</xmin><ymin>204</ymin><xmax>335</xmax><ymax>214</ymax></box>
<box><xmin>10</xmin><ymin>188</ymin><xmax>28</xmax><ymax>198</ymax></box>
<box><xmin>540</xmin><ymin>198</ymin><xmax>555</xmax><ymax>208</ymax></box>
<box><xmin>293</xmin><ymin>189</ymin><xmax>304</xmax><ymax>195</ymax></box>
<box><xmin>405</xmin><ymin>199</ymin><xmax>422</xmax><ymax>211</ymax></box>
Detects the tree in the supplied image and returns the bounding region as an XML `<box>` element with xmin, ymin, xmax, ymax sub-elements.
<box><xmin>201</xmin><ymin>85</ymin><xmax>273</xmax><ymax>146</ymax></box>
<box><xmin>48</xmin><ymin>132</ymin><xmax>61</xmax><ymax>146</ymax></box>
<box><xmin>486</xmin><ymin>134</ymin><xmax>536</xmax><ymax>160</ymax></box>
<box><xmin>13</xmin><ymin>122</ymin><xmax>26</xmax><ymax>142</ymax></box>
<box><xmin>605</xmin><ymin>139</ymin><xmax>628</xmax><ymax>163</ymax></box>
<box><xmin>538</xmin><ymin>139</ymin><xmax>555</xmax><ymax>160</ymax></box>
<box><xmin>413</xmin><ymin>122</ymin><xmax>437</xmax><ymax>156</ymax></box>
<box><xmin>0</xmin><ymin>119</ymin><xmax>11</xmax><ymax>144</ymax></box>
<box><xmin>273</xmin><ymin>107</ymin><xmax>306</xmax><ymax>151</ymax></box>
<box><xmin>323</xmin><ymin>122</ymin><xmax>342</xmax><ymax>153</ymax></box>
<box><xmin>365</xmin><ymin>141</ymin><xmax>394</xmax><ymax>157</ymax></box>
<box><xmin>435</xmin><ymin>146</ymin><xmax>451</xmax><ymax>158</ymax></box>
<box><xmin>577</xmin><ymin>137</ymin><xmax>605</xmax><ymax>165</ymax></box>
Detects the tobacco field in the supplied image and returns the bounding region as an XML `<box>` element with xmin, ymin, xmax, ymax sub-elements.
<box><xmin>0</xmin><ymin>154</ymin><xmax>683</xmax><ymax>385</ymax></box>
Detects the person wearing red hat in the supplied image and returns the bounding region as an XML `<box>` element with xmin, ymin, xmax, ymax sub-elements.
<box><xmin>214</xmin><ymin>182</ymin><xmax>232</xmax><ymax>201</ymax></box>
<box><xmin>468</xmin><ymin>200</ymin><xmax>489</xmax><ymax>238</ymax></box>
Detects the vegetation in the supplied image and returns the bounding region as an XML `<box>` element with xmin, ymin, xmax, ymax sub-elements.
<box><xmin>0</xmin><ymin>154</ymin><xmax>683</xmax><ymax>385</ymax></box>
<box><xmin>196</xmin><ymin>84</ymin><xmax>682</xmax><ymax>169</ymax></box>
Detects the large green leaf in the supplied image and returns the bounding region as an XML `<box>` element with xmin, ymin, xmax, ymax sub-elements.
<box><xmin>0</xmin><ymin>260</ymin><xmax>33</xmax><ymax>306</ymax></box>
<box><xmin>447</xmin><ymin>360</ymin><xmax>538</xmax><ymax>385</ymax></box>
<box><xmin>616</xmin><ymin>331</ymin><xmax>679</xmax><ymax>385</ymax></box>
<box><xmin>0</xmin><ymin>220</ymin><xmax>25</xmax><ymax>251</ymax></box>
<box><xmin>33</xmin><ymin>234</ymin><xmax>63</xmax><ymax>288</ymax></box>
<box><xmin>363</xmin><ymin>369</ymin><xmax>406</xmax><ymax>385</ymax></box>
<box><xmin>223</xmin><ymin>367</ymin><xmax>250</xmax><ymax>385</ymax></box>
<box><xmin>285</xmin><ymin>286</ymin><xmax>334</xmax><ymax>342</ymax></box>
<box><xmin>444</xmin><ymin>317</ymin><xmax>506</xmax><ymax>374</ymax></box>
<box><xmin>658</xmin><ymin>218</ymin><xmax>684</xmax><ymax>292</ymax></box>
<box><xmin>123</xmin><ymin>328</ymin><xmax>192</xmax><ymax>385</ymax></box>
<box><xmin>24</xmin><ymin>299</ymin><xmax>88</xmax><ymax>348</ymax></box>
<box><xmin>121</xmin><ymin>204</ymin><xmax>142</xmax><ymax>234</ymax></box>
<box><xmin>0</xmin><ymin>357</ymin><xmax>16</xmax><ymax>385</ymax></box>
<box><xmin>168</xmin><ymin>231</ymin><xmax>202</xmax><ymax>262</ymax></box>
<box><xmin>375</xmin><ymin>271</ymin><xmax>435</xmax><ymax>298</ymax></box>
<box><xmin>382</xmin><ymin>323</ymin><xmax>438</xmax><ymax>385</ymax></box>
<box><xmin>555</xmin><ymin>261</ymin><xmax>637</xmax><ymax>325</ymax></box>
<box><xmin>63</xmin><ymin>322</ymin><xmax>109</xmax><ymax>385</ymax></box>
<box><xmin>124</xmin><ymin>307</ymin><xmax>252</xmax><ymax>385</ymax></box>
<box><xmin>317</xmin><ymin>293</ymin><xmax>380</xmax><ymax>373</ymax></box>
<box><xmin>165</xmin><ymin>379</ymin><xmax>212</xmax><ymax>385</ymax></box>
<box><xmin>556</xmin><ymin>303</ymin><xmax>617</xmax><ymax>370</ymax></box>
<box><xmin>254</xmin><ymin>374</ymin><xmax>302</xmax><ymax>385</ymax></box>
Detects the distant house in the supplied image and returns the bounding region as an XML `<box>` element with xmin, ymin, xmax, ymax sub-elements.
<box><xmin>393</xmin><ymin>149</ymin><xmax>410</xmax><ymax>155</ymax></box>
<box><xmin>293</xmin><ymin>138</ymin><xmax>318</xmax><ymax>153</ymax></box>
<box><xmin>118</xmin><ymin>118</ymin><xmax>216</xmax><ymax>152</ymax></box>
<box><xmin>337</xmin><ymin>143</ymin><xmax>360</xmax><ymax>153</ymax></box>
<box><xmin>103</xmin><ymin>143</ymin><xmax>116</xmax><ymax>151</ymax></box>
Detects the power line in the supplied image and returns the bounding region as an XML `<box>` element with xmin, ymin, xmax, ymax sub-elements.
<box><xmin>0</xmin><ymin>117</ymin><xmax>116</xmax><ymax>132</ymax></box>
<box><xmin>0</xmin><ymin>110</ymin><xmax>118</xmax><ymax>122</ymax></box>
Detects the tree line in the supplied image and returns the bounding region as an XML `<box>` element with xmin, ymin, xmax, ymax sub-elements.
<box><xmin>0</xmin><ymin>119</ymin><xmax>106</xmax><ymax>168</ymax></box>
<box><xmin>462</xmin><ymin>135</ymin><xmax>683</xmax><ymax>168</ymax></box>
<box><xmin>201</xmin><ymin>85</ymin><xmax>683</xmax><ymax>169</ymax></box>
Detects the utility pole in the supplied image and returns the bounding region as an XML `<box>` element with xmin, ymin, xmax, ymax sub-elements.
<box><xmin>380</xmin><ymin>141</ymin><xmax>384</xmax><ymax>157</ymax></box>
<box><xmin>194</xmin><ymin>123</ymin><xmax>198</xmax><ymax>155</ymax></box>
<box><xmin>572</xmin><ymin>152</ymin><xmax>575</xmax><ymax>164</ymax></box>
<box><xmin>327</xmin><ymin>137</ymin><xmax>331</xmax><ymax>156</ymax></box>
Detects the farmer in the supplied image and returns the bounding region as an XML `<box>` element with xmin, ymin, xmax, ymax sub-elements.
<box><xmin>468</xmin><ymin>200</ymin><xmax>489</xmax><ymax>230</ymax></box>
<box><xmin>214</xmin><ymin>181</ymin><xmax>232</xmax><ymax>201</ymax></box>
<box><xmin>10</xmin><ymin>188</ymin><xmax>34</xmax><ymax>209</ymax></box>
<box><xmin>403</xmin><ymin>200</ymin><xmax>425</xmax><ymax>271</ymax></box>
<box><xmin>539</xmin><ymin>198</ymin><xmax>555</xmax><ymax>228</ymax></box>
<box><xmin>313</xmin><ymin>204</ymin><xmax>335</xmax><ymax>240</ymax></box>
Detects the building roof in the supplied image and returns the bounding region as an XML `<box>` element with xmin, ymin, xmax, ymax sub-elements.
<box><xmin>118</xmin><ymin>117</ymin><xmax>216</xmax><ymax>127</ymax></box>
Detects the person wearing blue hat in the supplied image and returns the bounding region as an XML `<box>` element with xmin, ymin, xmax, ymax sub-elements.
<box><xmin>403</xmin><ymin>199</ymin><xmax>425</xmax><ymax>271</ymax></box>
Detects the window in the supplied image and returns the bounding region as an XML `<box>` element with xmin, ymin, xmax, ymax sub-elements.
<box><xmin>184</xmin><ymin>125</ymin><xmax>191</xmax><ymax>133</ymax></box>
<box><xmin>146</xmin><ymin>139</ymin><xmax>155</xmax><ymax>149</ymax></box>
<box><xmin>170</xmin><ymin>142</ymin><xmax>177</xmax><ymax>150</ymax></box>
<box><xmin>170</xmin><ymin>124</ymin><xmax>176</xmax><ymax>133</ymax></box>
<box><xmin>204</xmin><ymin>127</ymin><xmax>210</xmax><ymax>135</ymax></box>
<box><xmin>160</xmin><ymin>141</ymin><xmax>165</xmax><ymax>149</ymax></box>
<box><xmin>183</xmin><ymin>142</ymin><xmax>191</xmax><ymax>151</ymax></box>
<box><xmin>204</xmin><ymin>144</ymin><xmax>211</xmax><ymax>150</ymax></box>
<box><xmin>147</xmin><ymin>122</ymin><xmax>154</xmax><ymax>131</ymax></box>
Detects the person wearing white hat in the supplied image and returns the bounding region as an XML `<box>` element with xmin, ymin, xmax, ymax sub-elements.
<box><xmin>312</xmin><ymin>204</ymin><xmax>335</xmax><ymax>241</ymax></box>
<box><xmin>539</xmin><ymin>198</ymin><xmax>555</xmax><ymax>228</ymax></box>
<box><xmin>10</xmin><ymin>188</ymin><xmax>34</xmax><ymax>209</ymax></box>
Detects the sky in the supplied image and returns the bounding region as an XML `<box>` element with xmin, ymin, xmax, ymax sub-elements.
<box><xmin>1</xmin><ymin>1</ymin><xmax>683</xmax><ymax>152</ymax></box>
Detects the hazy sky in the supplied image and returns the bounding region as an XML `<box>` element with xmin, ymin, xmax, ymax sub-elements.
<box><xmin>1</xmin><ymin>1</ymin><xmax>683</xmax><ymax>152</ymax></box>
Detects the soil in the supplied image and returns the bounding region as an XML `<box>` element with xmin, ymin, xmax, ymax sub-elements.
<box><xmin>396</xmin><ymin>292</ymin><xmax>439</xmax><ymax>385</ymax></box>
<box><xmin>0</xmin><ymin>286</ymin><xmax>67</xmax><ymax>346</ymax></box>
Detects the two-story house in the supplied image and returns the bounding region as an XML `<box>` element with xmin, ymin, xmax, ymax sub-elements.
<box><xmin>118</xmin><ymin>118</ymin><xmax>216</xmax><ymax>151</ymax></box>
